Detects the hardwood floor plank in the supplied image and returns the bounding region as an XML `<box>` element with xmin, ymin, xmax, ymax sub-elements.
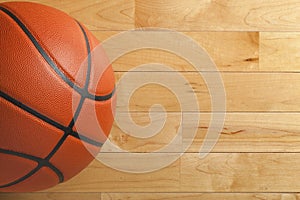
<box><xmin>92</xmin><ymin>31</ymin><xmax>259</xmax><ymax>72</ymax></box>
<box><xmin>45</xmin><ymin>158</ymin><xmax>180</xmax><ymax>192</ymax></box>
<box><xmin>135</xmin><ymin>0</ymin><xmax>300</xmax><ymax>31</ymax></box>
<box><xmin>102</xmin><ymin>193</ymin><xmax>300</xmax><ymax>200</ymax></box>
<box><xmin>92</xmin><ymin>31</ymin><xmax>300</xmax><ymax>73</ymax></box>
<box><xmin>107</xmin><ymin>112</ymin><xmax>300</xmax><ymax>153</ymax></box>
<box><xmin>43</xmin><ymin>153</ymin><xmax>300</xmax><ymax>192</ymax></box>
<box><xmin>114</xmin><ymin>72</ymin><xmax>300</xmax><ymax>112</ymax></box>
<box><xmin>260</xmin><ymin>32</ymin><xmax>300</xmax><ymax>71</ymax></box>
<box><xmin>3</xmin><ymin>192</ymin><xmax>299</xmax><ymax>200</ymax></box>
<box><xmin>181</xmin><ymin>153</ymin><xmax>300</xmax><ymax>192</ymax></box>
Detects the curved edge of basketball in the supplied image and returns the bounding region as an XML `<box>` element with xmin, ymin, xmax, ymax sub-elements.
<box><xmin>0</xmin><ymin>2</ymin><xmax>116</xmax><ymax>192</ymax></box>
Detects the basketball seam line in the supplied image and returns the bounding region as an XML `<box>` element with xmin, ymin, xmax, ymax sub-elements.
<box><xmin>39</xmin><ymin>21</ymin><xmax>95</xmax><ymax>185</ymax></box>
<box><xmin>0</xmin><ymin>148</ymin><xmax>64</xmax><ymax>188</ymax></box>
<box><xmin>0</xmin><ymin>90</ymin><xmax>103</xmax><ymax>148</ymax></box>
<box><xmin>0</xmin><ymin>90</ymin><xmax>103</xmax><ymax>188</ymax></box>
<box><xmin>0</xmin><ymin>6</ymin><xmax>115</xmax><ymax>102</ymax></box>
<box><xmin>44</xmin><ymin>21</ymin><xmax>94</xmax><ymax>162</ymax></box>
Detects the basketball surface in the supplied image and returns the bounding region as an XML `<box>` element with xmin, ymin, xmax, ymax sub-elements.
<box><xmin>0</xmin><ymin>2</ymin><xmax>115</xmax><ymax>192</ymax></box>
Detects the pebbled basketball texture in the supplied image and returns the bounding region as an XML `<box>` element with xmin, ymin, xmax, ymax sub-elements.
<box><xmin>0</xmin><ymin>2</ymin><xmax>116</xmax><ymax>192</ymax></box>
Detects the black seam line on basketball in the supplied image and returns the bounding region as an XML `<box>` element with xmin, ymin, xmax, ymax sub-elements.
<box><xmin>44</xmin><ymin>20</ymin><xmax>94</xmax><ymax>160</ymax></box>
<box><xmin>0</xmin><ymin>90</ymin><xmax>65</xmax><ymax>131</ymax></box>
<box><xmin>77</xmin><ymin>21</ymin><xmax>92</xmax><ymax>90</ymax></box>
<box><xmin>0</xmin><ymin>6</ymin><xmax>114</xmax><ymax>102</ymax></box>
<box><xmin>89</xmin><ymin>87</ymin><xmax>116</xmax><ymax>101</ymax></box>
<box><xmin>70</xmin><ymin>131</ymin><xmax>103</xmax><ymax>147</ymax></box>
<box><xmin>0</xmin><ymin>90</ymin><xmax>103</xmax><ymax>147</ymax></box>
<box><xmin>0</xmin><ymin>7</ymin><xmax>75</xmax><ymax>91</ymax></box>
<box><xmin>68</xmin><ymin>96</ymin><xmax>85</xmax><ymax>128</ymax></box>
<box><xmin>0</xmin><ymin>165</ymin><xmax>42</xmax><ymax>189</ymax></box>
<box><xmin>68</xmin><ymin>21</ymin><xmax>92</xmax><ymax>127</ymax></box>
<box><xmin>44</xmin><ymin>127</ymin><xmax>103</xmax><ymax>161</ymax></box>
<box><xmin>44</xmin><ymin>96</ymin><xmax>86</xmax><ymax>160</ymax></box>
<box><xmin>0</xmin><ymin>149</ymin><xmax>64</xmax><ymax>188</ymax></box>
<box><xmin>44</xmin><ymin>132</ymin><xmax>69</xmax><ymax>161</ymax></box>
<box><xmin>75</xmin><ymin>21</ymin><xmax>116</xmax><ymax>101</ymax></box>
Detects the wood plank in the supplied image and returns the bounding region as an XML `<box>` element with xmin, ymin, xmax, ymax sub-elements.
<box><xmin>181</xmin><ymin>153</ymin><xmax>300</xmax><ymax>192</ymax></box>
<box><xmin>0</xmin><ymin>193</ymin><xmax>100</xmax><ymax>200</ymax></box>
<box><xmin>95</xmin><ymin>31</ymin><xmax>300</xmax><ymax>72</ymax></box>
<box><xmin>3</xmin><ymin>193</ymin><xmax>299</xmax><ymax>200</ymax></box>
<box><xmin>188</xmin><ymin>113</ymin><xmax>300</xmax><ymax>153</ymax></box>
<box><xmin>0</xmin><ymin>0</ymin><xmax>135</xmax><ymax>30</ymax></box>
<box><xmin>101</xmin><ymin>193</ymin><xmax>300</xmax><ymax>200</ymax></box>
<box><xmin>44</xmin><ymin>153</ymin><xmax>300</xmax><ymax>192</ymax></box>
<box><xmin>107</xmin><ymin>113</ymin><xmax>300</xmax><ymax>153</ymax></box>
<box><xmin>92</xmin><ymin>31</ymin><xmax>259</xmax><ymax>72</ymax></box>
<box><xmin>45</xmin><ymin>158</ymin><xmax>180</xmax><ymax>192</ymax></box>
<box><xmin>115</xmin><ymin>72</ymin><xmax>300</xmax><ymax>112</ymax></box>
<box><xmin>260</xmin><ymin>32</ymin><xmax>300</xmax><ymax>71</ymax></box>
<box><xmin>135</xmin><ymin>0</ymin><xmax>300</xmax><ymax>31</ymax></box>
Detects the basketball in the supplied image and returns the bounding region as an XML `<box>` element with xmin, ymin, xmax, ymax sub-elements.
<box><xmin>0</xmin><ymin>2</ymin><xmax>115</xmax><ymax>192</ymax></box>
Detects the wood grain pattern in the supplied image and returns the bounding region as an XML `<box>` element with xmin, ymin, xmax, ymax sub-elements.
<box><xmin>181</xmin><ymin>153</ymin><xmax>300</xmax><ymax>192</ymax></box>
<box><xmin>135</xmin><ymin>0</ymin><xmax>300</xmax><ymax>31</ymax></box>
<box><xmin>3</xmin><ymin>193</ymin><xmax>299</xmax><ymax>200</ymax></box>
<box><xmin>0</xmin><ymin>193</ymin><xmax>100</xmax><ymax>200</ymax></box>
<box><xmin>101</xmin><ymin>193</ymin><xmax>300</xmax><ymax>200</ymax></box>
<box><xmin>42</xmin><ymin>153</ymin><xmax>300</xmax><ymax>192</ymax></box>
<box><xmin>107</xmin><ymin>113</ymin><xmax>300</xmax><ymax>153</ymax></box>
<box><xmin>115</xmin><ymin>72</ymin><xmax>300</xmax><ymax>112</ymax></box>
<box><xmin>45</xmin><ymin>158</ymin><xmax>180</xmax><ymax>192</ymax></box>
<box><xmin>0</xmin><ymin>0</ymin><xmax>135</xmax><ymax>30</ymax></box>
<box><xmin>92</xmin><ymin>31</ymin><xmax>259</xmax><ymax>72</ymax></box>
<box><xmin>260</xmin><ymin>32</ymin><xmax>300</xmax><ymax>71</ymax></box>
<box><xmin>3</xmin><ymin>0</ymin><xmax>300</xmax><ymax>31</ymax></box>
<box><xmin>94</xmin><ymin>31</ymin><xmax>300</xmax><ymax>72</ymax></box>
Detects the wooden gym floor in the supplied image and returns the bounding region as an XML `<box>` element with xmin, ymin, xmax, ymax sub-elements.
<box><xmin>1</xmin><ymin>0</ymin><xmax>300</xmax><ymax>199</ymax></box>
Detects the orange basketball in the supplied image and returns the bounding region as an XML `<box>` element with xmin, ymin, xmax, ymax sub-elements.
<box><xmin>0</xmin><ymin>2</ymin><xmax>116</xmax><ymax>192</ymax></box>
